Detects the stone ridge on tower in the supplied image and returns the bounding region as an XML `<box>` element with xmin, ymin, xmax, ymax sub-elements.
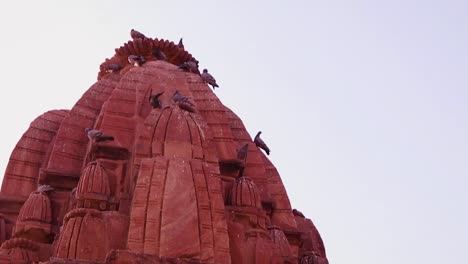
<box><xmin>0</xmin><ymin>34</ymin><xmax>329</xmax><ymax>264</ymax></box>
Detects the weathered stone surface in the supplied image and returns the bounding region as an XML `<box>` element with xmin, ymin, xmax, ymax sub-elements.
<box><xmin>1</xmin><ymin>110</ymin><xmax>68</xmax><ymax>197</ymax></box>
<box><xmin>0</xmin><ymin>35</ymin><xmax>328</xmax><ymax>263</ymax></box>
<box><xmin>0</xmin><ymin>186</ymin><xmax>54</xmax><ymax>263</ymax></box>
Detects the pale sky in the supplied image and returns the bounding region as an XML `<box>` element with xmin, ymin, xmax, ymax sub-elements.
<box><xmin>0</xmin><ymin>1</ymin><xmax>467</xmax><ymax>263</ymax></box>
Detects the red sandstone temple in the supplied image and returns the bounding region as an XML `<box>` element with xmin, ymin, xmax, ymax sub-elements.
<box><xmin>0</xmin><ymin>35</ymin><xmax>328</xmax><ymax>264</ymax></box>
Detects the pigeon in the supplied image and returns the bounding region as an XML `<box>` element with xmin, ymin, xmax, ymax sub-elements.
<box><xmin>37</xmin><ymin>184</ymin><xmax>54</xmax><ymax>193</ymax></box>
<box><xmin>103</xmin><ymin>64</ymin><xmax>123</xmax><ymax>73</ymax></box>
<box><xmin>178</xmin><ymin>60</ymin><xmax>200</xmax><ymax>75</ymax></box>
<box><xmin>201</xmin><ymin>69</ymin><xmax>219</xmax><ymax>89</ymax></box>
<box><xmin>149</xmin><ymin>91</ymin><xmax>164</xmax><ymax>109</ymax></box>
<box><xmin>172</xmin><ymin>90</ymin><xmax>193</xmax><ymax>105</ymax></box>
<box><xmin>237</xmin><ymin>143</ymin><xmax>249</xmax><ymax>161</ymax></box>
<box><xmin>152</xmin><ymin>49</ymin><xmax>167</xmax><ymax>61</ymax></box>
<box><xmin>177</xmin><ymin>38</ymin><xmax>184</xmax><ymax>49</ymax></box>
<box><xmin>192</xmin><ymin>58</ymin><xmax>200</xmax><ymax>67</ymax></box>
<box><xmin>85</xmin><ymin>128</ymin><xmax>114</xmax><ymax>142</ymax></box>
<box><xmin>173</xmin><ymin>90</ymin><xmax>196</xmax><ymax>112</ymax></box>
<box><xmin>254</xmin><ymin>131</ymin><xmax>270</xmax><ymax>155</ymax></box>
<box><xmin>130</xmin><ymin>29</ymin><xmax>146</xmax><ymax>40</ymax></box>
<box><xmin>128</xmin><ymin>55</ymin><xmax>146</xmax><ymax>67</ymax></box>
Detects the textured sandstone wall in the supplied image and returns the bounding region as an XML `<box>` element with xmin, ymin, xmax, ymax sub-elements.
<box><xmin>0</xmin><ymin>37</ymin><xmax>328</xmax><ymax>264</ymax></box>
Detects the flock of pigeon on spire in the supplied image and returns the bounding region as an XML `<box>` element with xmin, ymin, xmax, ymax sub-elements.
<box><xmin>89</xmin><ymin>29</ymin><xmax>271</xmax><ymax>157</ymax></box>
<box><xmin>104</xmin><ymin>29</ymin><xmax>219</xmax><ymax>90</ymax></box>
<box><xmin>85</xmin><ymin>128</ymin><xmax>270</xmax><ymax>157</ymax></box>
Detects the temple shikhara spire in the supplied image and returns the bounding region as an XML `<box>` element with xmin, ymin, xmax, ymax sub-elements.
<box><xmin>0</xmin><ymin>29</ymin><xmax>328</xmax><ymax>264</ymax></box>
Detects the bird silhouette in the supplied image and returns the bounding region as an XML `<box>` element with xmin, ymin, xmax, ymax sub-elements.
<box><xmin>85</xmin><ymin>128</ymin><xmax>114</xmax><ymax>142</ymax></box>
<box><xmin>104</xmin><ymin>64</ymin><xmax>122</xmax><ymax>73</ymax></box>
<box><xmin>201</xmin><ymin>69</ymin><xmax>219</xmax><ymax>89</ymax></box>
<box><xmin>128</xmin><ymin>55</ymin><xmax>146</xmax><ymax>66</ymax></box>
<box><xmin>178</xmin><ymin>60</ymin><xmax>200</xmax><ymax>75</ymax></box>
<box><xmin>173</xmin><ymin>90</ymin><xmax>196</xmax><ymax>112</ymax></box>
<box><xmin>172</xmin><ymin>90</ymin><xmax>193</xmax><ymax>104</ymax></box>
<box><xmin>37</xmin><ymin>185</ymin><xmax>54</xmax><ymax>193</ymax></box>
<box><xmin>149</xmin><ymin>91</ymin><xmax>164</xmax><ymax>109</ymax></box>
<box><xmin>130</xmin><ymin>29</ymin><xmax>146</xmax><ymax>40</ymax></box>
<box><xmin>254</xmin><ymin>131</ymin><xmax>270</xmax><ymax>155</ymax></box>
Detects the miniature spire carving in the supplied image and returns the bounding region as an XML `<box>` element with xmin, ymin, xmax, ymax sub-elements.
<box><xmin>76</xmin><ymin>161</ymin><xmax>112</xmax><ymax>210</ymax></box>
<box><xmin>228</xmin><ymin>177</ymin><xmax>262</xmax><ymax>209</ymax></box>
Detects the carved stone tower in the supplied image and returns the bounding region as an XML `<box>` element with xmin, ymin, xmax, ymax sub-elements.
<box><xmin>0</xmin><ymin>33</ymin><xmax>328</xmax><ymax>264</ymax></box>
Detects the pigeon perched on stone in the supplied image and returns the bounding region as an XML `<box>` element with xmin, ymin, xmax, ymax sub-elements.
<box><xmin>178</xmin><ymin>38</ymin><xmax>184</xmax><ymax>49</ymax></box>
<box><xmin>130</xmin><ymin>29</ymin><xmax>146</xmax><ymax>40</ymax></box>
<box><xmin>85</xmin><ymin>128</ymin><xmax>114</xmax><ymax>142</ymax></box>
<box><xmin>128</xmin><ymin>55</ymin><xmax>146</xmax><ymax>67</ymax></box>
<box><xmin>152</xmin><ymin>49</ymin><xmax>167</xmax><ymax>61</ymax></box>
<box><xmin>104</xmin><ymin>64</ymin><xmax>123</xmax><ymax>73</ymax></box>
<box><xmin>254</xmin><ymin>131</ymin><xmax>270</xmax><ymax>155</ymax></box>
<box><xmin>149</xmin><ymin>91</ymin><xmax>164</xmax><ymax>109</ymax></box>
<box><xmin>173</xmin><ymin>90</ymin><xmax>196</xmax><ymax>112</ymax></box>
<box><xmin>172</xmin><ymin>90</ymin><xmax>193</xmax><ymax>105</ymax></box>
<box><xmin>37</xmin><ymin>185</ymin><xmax>54</xmax><ymax>193</ymax></box>
<box><xmin>178</xmin><ymin>60</ymin><xmax>200</xmax><ymax>75</ymax></box>
<box><xmin>237</xmin><ymin>143</ymin><xmax>249</xmax><ymax>161</ymax></box>
<box><xmin>201</xmin><ymin>69</ymin><xmax>219</xmax><ymax>89</ymax></box>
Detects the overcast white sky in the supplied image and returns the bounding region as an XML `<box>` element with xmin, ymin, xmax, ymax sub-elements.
<box><xmin>0</xmin><ymin>1</ymin><xmax>467</xmax><ymax>263</ymax></box>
